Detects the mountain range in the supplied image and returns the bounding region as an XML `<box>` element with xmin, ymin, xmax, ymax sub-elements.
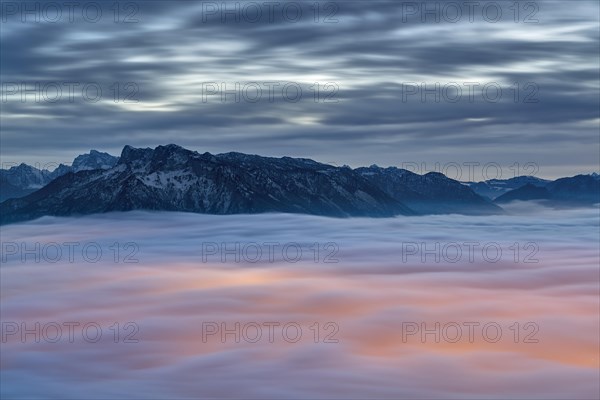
<box><xmin>0</xmin><ymin>145</ymin><xmax>598</xmax><ymax>225</ymax></box>
<box><xmin>0</xmin><ymin>150</ymin><xmax>118</xmax><ymax>202</ymax></box>
<box><xmin>464</xmin><ymin>176</ymin><xmax>551</xmax><ymax>199</ymax></box>
<box><xmin>356</xmin><ymin>166</ymin><xmax>499</xmax><ymax>215</ymax></box>
<box><xmin>494</xmin><ymin>174</ymin><xmax>600</xmax><ymax>206</ymax></box>
<box><xmin>465</xmin><ymin>173</ymin><xmax>600</xmax><ymax>206</ymax></box>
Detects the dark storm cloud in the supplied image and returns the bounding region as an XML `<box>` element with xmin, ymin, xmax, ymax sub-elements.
<box><xmin>1</xmin><ymin>0</ymin><xmax>598</xmax><ymax>177</ymax></box>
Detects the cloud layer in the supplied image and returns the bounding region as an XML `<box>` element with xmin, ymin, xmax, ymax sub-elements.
<box><xmin>1</xmin><ymin>206</ymin><xmax>599</xmax><ymax>399</ymax></box>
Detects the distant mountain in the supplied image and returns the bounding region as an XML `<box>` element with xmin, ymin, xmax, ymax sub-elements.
<box><xmin>356</xmin><ymin>166</ymin><xmax>501</xmax><ymax>215</ymax></box>
<box><xmin>0</xmin><ymin>163</ymin><xmax>68</xmax><ymax>201</ymax></box>
<box><xmin>494</xmin><ymin>183</ymin><xmax>551</xmax><ymax>203</ymax></box>
<box><xmin>1</xmin><ymin>163</ymin><xmax>50</xmax><ymax>191</ymax></box>
<box><xmin>545</xmin><ymin>175</ymin><xmax>600</xmax><ymax>204</ymax></box>
<box><xmin>0</xmin><ymin>145</ymin><xmax>505</xmax><ymax>225</ymax></box>
<box><xmin>464</xmin><ymin>176</ymin><xmax>550</xmax><ymax>200</ymax></box>
<box><xmin>0</xmin><ymin>151</ymin><xmax>118</xmax><ymax>202</ymax></box>
<box><xmin>72</xmin><ymin>150</ymin><xmax>119</xmax><ymax>172</ymax></box>
<box><xmin>0</xmin><ymin>174</ymin><xmax>33</xmax><ymax>202</ymax></box>
<box><xmin>495</xmin><ymin>175</ymin><xmax>600</xmax><ymax>206</ymax></box>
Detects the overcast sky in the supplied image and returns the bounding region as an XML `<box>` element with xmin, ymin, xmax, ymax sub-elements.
<box><xmin>1</xmin><ymin>0</ymin><xmax>599</xmax><ymax>180</ymax></box>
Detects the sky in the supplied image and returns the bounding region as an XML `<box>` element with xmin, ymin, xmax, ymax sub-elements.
<box><xmin>1</xmin><ymin>0</ymin><xmax>599</xmax><ymax>180</ymax></box>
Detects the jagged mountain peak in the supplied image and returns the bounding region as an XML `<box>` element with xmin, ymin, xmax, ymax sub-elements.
<box><xmin>120</xmin><ymin>145</ymin><xmax>152</xmax><ymax>159</ymax></box>
<box><xmin>118</xmin><ymin>146</ymin><xmax>153</xmax><ymax>167</ymax></box>
<box><xmin>10</xmin><ymin>163</ymin><xmax>39</xmax><ymax>172</ymax></box>
<box><xmin>72</xmin><ymin>150</ymin><xmax>118</xmax><ymax>172</ymax></box>
<box><xmin>118</xmin><ymin>145</ymin><xmax>205</xmax><ymax>174</ymax></box>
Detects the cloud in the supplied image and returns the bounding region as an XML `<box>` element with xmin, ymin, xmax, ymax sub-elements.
<box><xmin>1</xmin><ymin>207</ymin><xmax>599</xmax><ymax>398</ymax></box>
<box><xmin>1</xmin><ymin>1</ymin><xmax>599</xmax><ymax>177</ymax></box>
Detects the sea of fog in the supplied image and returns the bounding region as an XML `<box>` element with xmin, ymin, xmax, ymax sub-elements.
<box><xmin>1</xmin><ymin>204</ymin><xmax>599</xmax><ymax>399</ymax></box>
